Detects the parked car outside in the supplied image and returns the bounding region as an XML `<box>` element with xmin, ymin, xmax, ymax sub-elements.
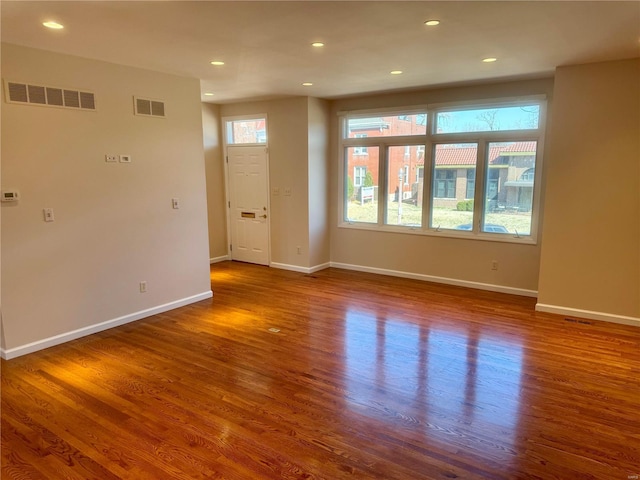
<box><xmin>455</xmin><ymin>223</ymin><xmax>509</xmax><ymax>233</ymax></box>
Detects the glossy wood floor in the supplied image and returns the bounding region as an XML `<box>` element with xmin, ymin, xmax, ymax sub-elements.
<box><xmin>2</xmin><ymin>262</ymin><xmax>639</xmax><ymax>479</ymax></box>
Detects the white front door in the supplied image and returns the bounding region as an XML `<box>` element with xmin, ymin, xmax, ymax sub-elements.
<box><xmin>228</xmin><ymin>145</ymin><xmax>269</xmax><ymax>265</ymax></box>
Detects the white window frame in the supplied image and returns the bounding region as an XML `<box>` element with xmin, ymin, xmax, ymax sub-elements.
<box><xmin>338</xmin><ymin>97</ymin><xmax>546</xmax><ymax>244</ymax></box>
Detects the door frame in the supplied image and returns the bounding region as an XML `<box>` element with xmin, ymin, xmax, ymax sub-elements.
<box><xmin>222</xmin><ymin>114</ymin><xmax>271</xmax><ymax>265</ymax></box>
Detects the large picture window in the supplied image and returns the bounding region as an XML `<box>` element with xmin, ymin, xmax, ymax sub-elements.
<box><xmin>339</xmin><ymin>98</ymin><xmax>545</xmax><ymax>242</ymax></box>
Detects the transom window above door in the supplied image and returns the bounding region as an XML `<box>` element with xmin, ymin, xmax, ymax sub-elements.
<box><xmin>225</xmin><ymin>117</ymin><xmax>267</xmax><ymax>144</ymax></box>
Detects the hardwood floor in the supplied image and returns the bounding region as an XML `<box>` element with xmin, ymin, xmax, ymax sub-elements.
<box><xmin>2</xmin><ymin>261</ymin><xmax>639</xmax><ymax>479</ymax></box>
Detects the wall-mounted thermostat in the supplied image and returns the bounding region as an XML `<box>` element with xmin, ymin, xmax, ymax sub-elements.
<box><xmin>1</xmin><ymin>190</ymin><xmax>20</xmax><ymax>202</ymax></box>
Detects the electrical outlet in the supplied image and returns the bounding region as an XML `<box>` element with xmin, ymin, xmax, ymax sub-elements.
<box><xmin>491</xmin><ymin>260</ymin><xmax>499</xmax><ymax>271</ymax></box>
<box><xmin>105</xmin><ymin>154</ymin><xmax>118</xmax><ymax>163</ymax></box>
<box><xmin>139</xmin><ymin>281</ymin><xmax>147</xmax><ymax>293</ymax></box>
<box><xmin>119</xmin><ymin>154</ymin><xmax>132</xmax><ymax>163</ymax></box>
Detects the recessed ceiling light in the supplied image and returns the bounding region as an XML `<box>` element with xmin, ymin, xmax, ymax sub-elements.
<box><xmin>424</xmin><ymin>20</ymin><xmax>440</xmax><ymax>26</ymax></box>
<box><xmin>204</xmin><ymin>93</ymin><xmax>214</xmax><ymax>96</ymax></box>
<box><xmin>390</xmin><ymin>70</ymin><xmax>403</xmax><ymax>75</ymax></box>
<box><xmin>210</xmin><ymin>61</ymin><xmax>225</xmax><ymax>66</ymax></box>
<box><xmin>311</xmin><ymin>42</ymin><xmax>325</xmax><ymax>48</ymax></box>
<box><xmin>302</xmin><ymin>82</ymin><xmax>313</xmax><ymax>86</ymax></box>
<box><xmin>482</xmin><ymin>57</ymin><xmax>498</xmax><ymax>63</ymax></box>
<box><xmin>42</xmin><ymin>21</ymin><xmax>64</xmax><ymax>29</ymax></box>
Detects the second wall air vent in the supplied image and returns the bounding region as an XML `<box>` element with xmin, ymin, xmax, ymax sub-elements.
<box><xmin>4</xmin><ymin>80</ymin><xmax>96</xmax><ymax>111</ymax></box>
<box><xmin>134</xmin><ymin>96</ymin><xmax>166</xmax><ymax>118</ymax></box>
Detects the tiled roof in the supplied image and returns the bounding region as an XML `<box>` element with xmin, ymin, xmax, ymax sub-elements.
<box><xmin>433</xmin><ymin>142</ymin><xmax>535</xmax><ymax>166</ymax></box>
<box><xmin>501</xmin><ymin>141</ymin><xmax>537</xmax><ymax>153</ymax></box>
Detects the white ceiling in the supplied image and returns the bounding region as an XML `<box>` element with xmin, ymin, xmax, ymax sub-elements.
<box><xmin>2</xmin><ymin>1</ymin><xmax>639</xmax><ymax>104</ymax></box>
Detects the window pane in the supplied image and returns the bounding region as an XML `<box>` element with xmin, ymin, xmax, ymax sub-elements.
<box><xmin>226</xmin><ymin>118</ymin><xmax>267</xmax><ymax>144</ymax></box>
<box><xmin>345</xmin><ymin>146</ymin><xmax>379</xmax><ymax>223</ymax></box>
<box><xmin>436</xmin><ymin>105</ymin><xmax>540</xmax><ymax>133</ymax></box>
<box><xmin>430</xmin><ymin>143</ymin><xmax>478</xmax><ymax>230</ymax></box>
<box><xmin>483</xmin><ymin>141</ymin><xmax>537</xmax><ymax>235</ymax></box>
<box><xmin>385</xmin><ymin>146</ymin><xmax>424</xmax><ymax>227</ymax></box>
<box><xmin>345</xmin><ymin>113</ymin><xmax>426</xmax><ymax>138</ymax></box>
<box><xmin>466</xmin><ymin>169</ymin><xmax>475</xmax><ymax>199</ymax></box>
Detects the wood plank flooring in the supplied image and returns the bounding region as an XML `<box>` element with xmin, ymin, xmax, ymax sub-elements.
<box><xmin>2</xmin><ymin>261</ymin><xmax>639</xmax><ymax>479</ymax></box>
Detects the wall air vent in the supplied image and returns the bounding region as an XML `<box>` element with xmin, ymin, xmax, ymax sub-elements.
<box><xmin>134</xmin><ymin>96</ymin><xmax>166</xmax><ymax>118</ymax></box>
<box><xmin>4</xmin><ymin>80</ymin><xmax>96</xmax><ymax>111</ymax></box>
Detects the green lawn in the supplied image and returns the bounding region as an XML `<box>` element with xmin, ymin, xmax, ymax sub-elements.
<box><xmin>346</xmin><ymin>201</ymin><xmax>532</xmax><ymax>234</ymax></box>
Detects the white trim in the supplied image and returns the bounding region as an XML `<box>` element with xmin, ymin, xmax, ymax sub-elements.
<box><xmin>336</xmin><ymin>221</ymin><xmax>537</xmax><ymax>245</ymax></box>
<box><xmin>270</xmin><ymin>262</ymin><xmax>331</xmax><ymax>274</ymax></box>
<box><xmin>210</xmin><ymin>255</ymin><xmax>229</xmax><ymax>264</ymax></box>
<box><xmin>270</xmin><ymin>262</ymin><xmax>309</xmax><ymax>273</ymax></box>
<box><xmin>427</xmin><ymin>94</ymin><xmax>547</xmax><ymax>111</ymax></box>
<box><xmin>535</xmin><ymin>303</ymin><xmax>640</xmax><ymax>328</ymax></box>
<box><xmin>0</xmin><ymin>291</ymin><xmax>213</xmax><ymax>360</ymax></box>
<box><xmin>310</xmin><ymin>262</ymin><xmax>331</xmax><ymax>273</ymax></box>
<box><xmin>338</xmin><ymin>105</ymin><xmax>428</xmax><ymax>117</ymax></box>
<box><xmin>330</xmin><ymin>262</ymin><xmax>537</xmax><ymax>297</ymax></box>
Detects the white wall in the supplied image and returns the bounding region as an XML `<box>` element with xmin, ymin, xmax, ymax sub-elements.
<box><xmin>202</xmin><ymin>102</ymin><xmax>228</xmax><ymax>261</ymax></box>
<box><xmin>537</xmin><ymin>58</ymin><xmax>640</xmax><ymax>324</ymax></box>
<box><xmin>307</xmin><ymin>97</ymin><xmax>330</xmax><ymax>269</ymax></box>
<box><xmin>1</xmin><ymin>44</ymin><xmax>212</xmax><ymax>357</ymax></box>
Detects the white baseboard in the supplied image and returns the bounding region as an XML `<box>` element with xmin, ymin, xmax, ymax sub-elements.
<box><xmin>210</xmin><ymin>255</ymin><xmax>229</xmax><ymax>264</ymax></box>
<box><xmin>0</xmin><ymin>291</ymin><xmax>213</xmax><ymax>360</ymax></box>
<box><xmin>329</xmin><ymin>262</ymin><xmax>538</xmax><ymax>297</ymax></box>
<box><xmin>309</xmin><ymin>262</ymin><xmax>331</xmax><ymax>273</ymax></box>
<box><xmin>535</xmin><ymin>303</ymin><xmax>640</xmax><ymax>327</ymax></box>
<box><xmin>270</xmin><ymin>262</ymin><xmax>331</xmax><ymax>274</ymax></box>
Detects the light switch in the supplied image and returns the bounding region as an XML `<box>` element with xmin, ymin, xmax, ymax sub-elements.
<box><xmin>119</xmin><ymin>154</ymin><xmax>132</xmax><ymax>163</ymax></box>
<box><xmin>43</xmin><ymin>208</ymin><xmax>54</xmax><ymax>222</ymax></box>
<box><xmin>172</xmin><ymin>198</ymin><xmax>180</xmax><ymax>209</ymax></box>
<box><xmin>272</xmin><ymin>187</ymin><xmax>280</xmax><ymax>196</ymax></box>
<box><xmin>105</xmin><ymin>154</ymin><xmax>118</xmax><ymax>163</ymax></box>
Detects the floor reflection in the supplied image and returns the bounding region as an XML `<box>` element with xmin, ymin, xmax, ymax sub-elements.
<box><xmin>344</xmin><ymin>307</ymin><xmax>523</xmax><ymax>459</ymax></box>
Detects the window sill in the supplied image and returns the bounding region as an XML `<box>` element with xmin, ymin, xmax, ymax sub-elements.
<box><xmin>338</xmin><ymin>222</ymin><xmax>537</xmax><ymax>245</ymax></box>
